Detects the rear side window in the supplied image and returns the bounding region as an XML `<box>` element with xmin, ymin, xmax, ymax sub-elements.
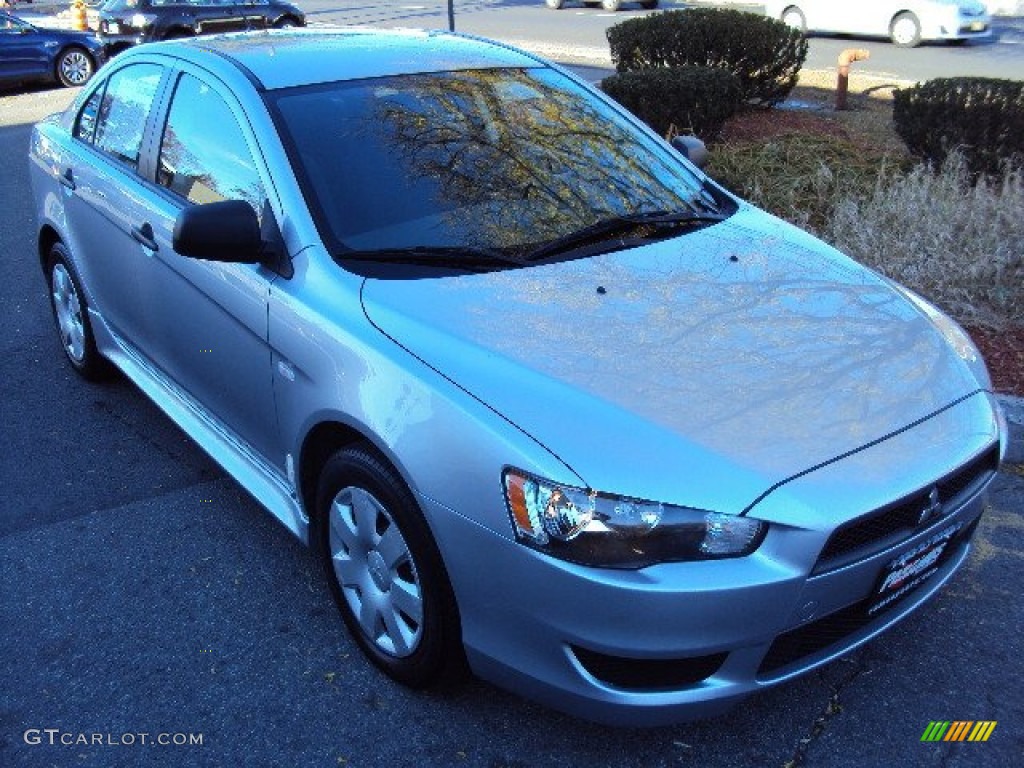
<box><xmin>156</xmin><ymin>72</ymin><xmax>266</xmax><ymax>213</ymax></box>
<box><xmin>74</xmin><ymin>63</ymin><xmax>163</xmax><ymax>172</ymax></box>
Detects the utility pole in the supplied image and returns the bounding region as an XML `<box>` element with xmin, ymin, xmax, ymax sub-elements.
<box><xmin>448</xmin><ymin>0</ymin><xmax>455</xmax><ymax>31</ymax></box>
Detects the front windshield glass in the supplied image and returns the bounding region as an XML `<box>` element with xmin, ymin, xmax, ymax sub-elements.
<box><xmin>267</xmin><ymin>67</ymin><xmax>721</xmax><ymax>262</ymax></box>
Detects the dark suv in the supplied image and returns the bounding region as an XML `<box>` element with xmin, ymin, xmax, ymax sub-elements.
<box><xmin>98</xmin><ymin>0</ymin><xmax>305</xmax><ymax>54</ymax></box>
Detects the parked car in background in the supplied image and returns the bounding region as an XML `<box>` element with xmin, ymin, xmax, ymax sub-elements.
<box><xmin>97</xmin><ymin>0</ymin><xmax>305</xmax><ymax>53</ymax></box>
<box><xmin>764</xmin><ymin>0</ymin><xmax>991</xmax><ymax>47</ymax></box>
<box><xmin>1</xmin><ymin>10</ymin><xmax>105</xmax><ymax>88</ymax></box>
<box><xmin>544</xmin><ymin>0</ymin><xmax>658</xmax><ymax>10</ymax></box>
<box><xmin>29</xmin><ymin>29</ymin><xmax>1006</xmax><ymax>725</ymax></box>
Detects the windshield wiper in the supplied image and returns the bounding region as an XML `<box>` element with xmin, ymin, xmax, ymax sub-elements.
<box><xmin>342</xmin><ymin>245</ymin><xmax>528</xmax><ymax>271</ymax></box>
<box><xmin>525</xmin><ymin>209</ymin><xmax>728</xmax><ymax>263</ymax></box>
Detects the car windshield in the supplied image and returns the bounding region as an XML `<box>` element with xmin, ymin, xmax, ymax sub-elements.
<box><xmin>266</xmin><ymin>67</ymin><xmax>725</xmax><ymax>267</ymax></box>
<box><xmin>100</xmin><ymin>0</ymin><xmax>148</xmax><ymax>11</ymax></box>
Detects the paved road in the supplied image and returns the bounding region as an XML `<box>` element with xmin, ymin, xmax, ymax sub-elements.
<box><xmin>293</xmin><ymin>0</ymin><xmax>1024</xmax><ymax>82</ymax></box>
<box><xmin>1</xmin><ymin>68</ymin><xmax>1022</xmax><ymax>768</ymax></box>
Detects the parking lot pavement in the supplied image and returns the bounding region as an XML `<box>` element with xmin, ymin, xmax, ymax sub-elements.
<box><xmin>1</xmin><ymin>467</ymin><xmax>1020</xmax><ymax>768</ymax></box>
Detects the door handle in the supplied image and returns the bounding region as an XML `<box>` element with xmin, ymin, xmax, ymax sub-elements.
<box><xmin>131</xmin><ymin>222</ymin><xmax>159</xmax><ymax>252</ymax></box>
<box><xmin>59</xmin><ymin>168</ymin><xmax>76</xmax><ymax>191</ymax></box>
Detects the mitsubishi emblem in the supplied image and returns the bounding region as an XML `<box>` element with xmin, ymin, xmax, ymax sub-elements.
<box><xmin>917</xmin><ymin>487</ymin><xmax>942</xmax><ymax>526</ymax></box>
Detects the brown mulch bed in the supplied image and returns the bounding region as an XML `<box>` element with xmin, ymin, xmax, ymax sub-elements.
<box><xmin>967</xmin><ymin>327</ymin><xmax>1024</xmax><ymax>398</ymax></box>
<box><xmin>716</xmin><ymin>107</ymin><xmax>851</xmax><ymax>145</ymax></box>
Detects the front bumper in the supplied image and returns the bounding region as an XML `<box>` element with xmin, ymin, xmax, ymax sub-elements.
<box><xmin>425</xmin><ymin>396</ymin><xmax>1002</xmax><ymax>726</ymax></box>
<box><xmin>926</xmin><ymin>14</ymin><xmax>992</xmax><ymax>41</ymax></box>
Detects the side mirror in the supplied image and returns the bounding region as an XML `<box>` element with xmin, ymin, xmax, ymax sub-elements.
<box><xmin>173</xmin><ymin>199</ymin><xmax>261</xmax><ymax>263</ymax></box>
<box><xmin>671</xmin><ymin>135</ymin><xmax>709</xmax><ymax>170</ymax></box>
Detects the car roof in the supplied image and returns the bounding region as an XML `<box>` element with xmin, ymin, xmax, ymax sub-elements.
<box><xmin>163</xmin><ymin>28</ymin><xmax>546</xmax><ymax>91</ymax></box>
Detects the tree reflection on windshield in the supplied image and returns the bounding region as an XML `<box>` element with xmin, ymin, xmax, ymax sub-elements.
<box><xmin>272</xmin><ymin>68</ymin><xmax>709</xmax><ymax>261</ymax></box>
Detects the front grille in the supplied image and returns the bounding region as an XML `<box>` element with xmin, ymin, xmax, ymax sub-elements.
<box><xmin>571</xmin><ymin>646</ymin><xmax>727</xmax><ymax>691</ymax></box>
<box><xmin>813</xmin><ymin>444</ymin><xmax>998</xmax><ymax>574</ymax></box>
<box><xmin>760</xmin><ymin>516</ymin><xmax>980</xmax><ymax>676</ymax></box>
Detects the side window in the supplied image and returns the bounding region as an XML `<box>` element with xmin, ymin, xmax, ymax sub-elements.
<box><xmin>157</xmin><ymin>73</ymin><xmax>266</xmax><ymax>214</ymax></box>
<box><xmin>74</xmin><ymin>64</ymin><xmax>163</xmax><ymax>172</ymax></box>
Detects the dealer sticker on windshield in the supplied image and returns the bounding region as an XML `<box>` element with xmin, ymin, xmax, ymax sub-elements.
<box><xmin>867</xmin><ymin>522</ymin><xmax>963</xmax><ymax>616</ymax></box>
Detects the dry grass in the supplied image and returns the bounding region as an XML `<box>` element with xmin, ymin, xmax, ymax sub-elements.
<box><xmin>708</xmin><ymin>78</ymin><xmax>1024</xmax><ymax>331</ymax></box>
<box><xmin>824</xmin><ymin>157</ymin><xmax>1024</xmax><ymax>329</ymax></box>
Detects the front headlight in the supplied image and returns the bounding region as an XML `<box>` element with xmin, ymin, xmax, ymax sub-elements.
<box><xmin>130</xmin><ymin>13</ymin><xmax>158</xmax><ymax>28</ymax></box>
<box><xmin>503</xmin><ymin>469</ymin><xmax>766</xmax><ymax>569</ymax></box>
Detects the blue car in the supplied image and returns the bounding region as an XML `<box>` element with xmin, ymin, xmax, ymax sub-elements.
<box><xmin>1</xmin><ymin>10</ymin><xmax>106</xmax><ymax>88</ymax></box>
<box><xmin>28</xmin><ymin>29</ymin><xmax>1007</xmax><ymax>725</ymax></box>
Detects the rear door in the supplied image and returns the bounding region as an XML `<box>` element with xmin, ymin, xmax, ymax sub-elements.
<box><xmin>59</xmin><ymin>61</ymin><xmax>169</xmax><ymax>346</ymax></box>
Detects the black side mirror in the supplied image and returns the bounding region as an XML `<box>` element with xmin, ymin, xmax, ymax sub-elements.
<box><xmin>671</xmin><ymin>135</ymin><xmax>709</xmax><ymax>170</ymax></box>
<box><xmin>173</xmin><ymin>200</ymin><xmax>261</xmax><ymax>263</ymax></box>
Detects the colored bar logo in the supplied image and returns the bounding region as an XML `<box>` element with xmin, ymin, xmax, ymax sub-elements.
<box><xmin>921</xmin><ymin>721</ymin><xmax>997</xmax><ymax>742</ymax></box>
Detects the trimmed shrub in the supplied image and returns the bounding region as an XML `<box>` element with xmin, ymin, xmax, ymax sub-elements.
<box><xmin>606</xmin><ymin>9</ymin><xmax>807</xmax><ymax>107</ymax></box>
<box><xmin>602</xmin><ymin>67</ymin><xmax>742</xmax><ymax>139</ymax></box>
<box><xmin>893</xmin><ymin>77</ymin><xmax>1024</xmax><ymax>176</ymax></box>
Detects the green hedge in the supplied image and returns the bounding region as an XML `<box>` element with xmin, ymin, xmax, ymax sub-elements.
<box><xmin>606</xmin><ymin>9</ymin><xmax>806</xmax><ymax>107</ymax></box>
<box><xmin>893</xmin><ymin>77</ymin><xmax>1024</xmax><ymax>176</ymax></box>
<box><xmin>601</xmin><ymin>66</ymin><xmax>742</xmax><ymax>139</ymax></box>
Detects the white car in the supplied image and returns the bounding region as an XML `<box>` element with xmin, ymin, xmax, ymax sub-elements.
<box><xmin>764</xmin><ymin>0</ymin><xmax>992</xmax><ymax>46</ymax></box>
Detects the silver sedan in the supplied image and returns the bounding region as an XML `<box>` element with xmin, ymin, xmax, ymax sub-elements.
<box><xmin>28</xmin><ymin>29</ymin><xmax>1006</xmax><ymax>725</ymax></box>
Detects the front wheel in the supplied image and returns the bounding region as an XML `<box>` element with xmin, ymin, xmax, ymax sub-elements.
<box><xmin>55</xmin><ymin>47</ymin><xmax>94</xmax><ymax>87</ymax></box>
<box><xmin>316</xmin><ymin>446</ymin><xmax>464</xmax><ymax>687</ymax></box>
<box><xmin>47</xmin><ymin>243</ymin><xmax>108</xmax><ymax>380</ymax></box>
<box><xmin>274</xmin><ymin>16</ymin><xmax>300</xmax><ymax>28</ymax></box>
<box><xmin>890</xmin><ymin>12</ymin><xmax>922</xmax><ymax>47</ymax></box>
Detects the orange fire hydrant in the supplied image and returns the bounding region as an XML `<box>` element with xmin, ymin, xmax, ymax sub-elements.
<box><xmin>70</xmin><ymin>0</ymin><xmax>88</xmax><ymax>32</ymax></box>
<box><xmin>836</xmin><ymin>49</ymin><xmax>870</xmax><ymax>111</ymax></box>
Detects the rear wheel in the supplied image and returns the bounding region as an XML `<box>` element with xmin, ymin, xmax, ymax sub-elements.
<box><xmin>781</xmin><ymin>6</ymin><xmax>806</xmax><ymax>33</ymax></box>
<box><xmin>47</xmin><ymin>243</ymin><xmax>108</xmax><ymax>380</ymax></box>
<box><xmin>890</xmin><ymin>12</ymin><xmax>922</xmax><ymax>47</ymax></box>
<box><xmin>639</xmin><ymin>0</ymin><xmax>658</xmax><ymax>8</ymax></box>
<box><xmin>316</xmin><ymin>445</ymin><xmax>464</xmax><ymax>687</ymax></box>
<box><xmin>55</xmin><ymin>47</ymin><xmax>94</xmax><ymax>87</ymax></box>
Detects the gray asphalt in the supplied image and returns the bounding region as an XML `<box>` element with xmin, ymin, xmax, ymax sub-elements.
<box><xmin>1</xmin><ymin>49</ymin><xmax>1022</xmax><ymax>768</ymax></box>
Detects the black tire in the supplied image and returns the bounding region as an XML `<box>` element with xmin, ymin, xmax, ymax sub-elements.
<box><xmin>315</xmin><ymin>445</ymin><xmax>464</xmax><ymax>687</ymax></box>
<box><xmin>639</xmin><ymin>0</ymin><xmax>658</xmax><ymax>9</ymax></box>
<box><xmin>781</xmin><ymin>6</ymin><xmax>806</xmax><ymax>34</ymax></box>
<box><xmin>890</xmin><ymin>12</ymin><xmax>922</xmax><ymax>47</ymax></box>
<box><xmin>55</xmin><ymin>47</ymin><xmax>94</xmax><ymax>88</ymax></box>
<box><xmin>162</xmin><ymin>28</ymin><xmax>192</xmax><ymax>41</ymax></box>
<box><xmin>274</xmin><ymin>16</ymin><xmax>300</xmax><ymax>28</ymax></box>
<box><xmin>46</xmin><ymin>243</ymin><xmax>109</xmax><ymax>380</ymax></box>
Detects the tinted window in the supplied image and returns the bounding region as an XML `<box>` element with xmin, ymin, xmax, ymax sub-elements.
<box><xmin>268</xmin><ymin>68</ymin><xmax>709</xmax><ymax>257</ymax></box>
<box><xmin>157</xmin><ymin>73</ymin><xmax>266</xmax><ymax>212</ymax></box>
<box><xmin>75</xmin><ymin>63</ymin><xmax>163</xmax><ymax>172</ymax></box>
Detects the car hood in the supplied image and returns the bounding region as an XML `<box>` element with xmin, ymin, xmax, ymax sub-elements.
<box><xmin>360</xmin><ymin>207</ymin><xmax>985</xmax><ymax>513</ymax></box>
